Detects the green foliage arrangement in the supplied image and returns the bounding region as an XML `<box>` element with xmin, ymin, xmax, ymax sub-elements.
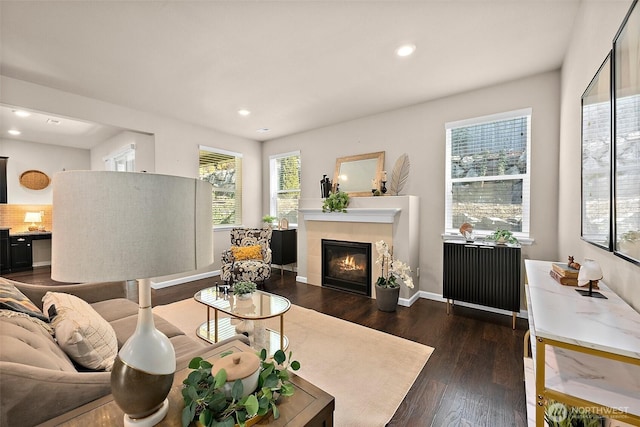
<box><xmin>182</xmin><ymin>349</ymin><xmax>301</xmax><ymax>427</ymax></box>
<box><xmin>232</xmin><ymin>281</ymin><xmax>257</xmax><ymax>296</ymax></box>
<box><xmin>321</xmin><ymin>191</ymin><xmax>349</xmax><ymax>213</ymax></box>
<box><xmin>486</xmin><ymin>229</ymin><xmax>518</xmax><ymax>244</ymax></box>
<box><xmin>261</xmin><ymin>215</ymin><xmax>277</xmax><ymax>226</ymax></box>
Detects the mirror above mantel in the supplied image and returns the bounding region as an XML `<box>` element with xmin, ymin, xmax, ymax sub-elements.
<box><xmin>333</xmin><ymin>151</ymin><xmax>385</xmax><ymax>197</ymax></box>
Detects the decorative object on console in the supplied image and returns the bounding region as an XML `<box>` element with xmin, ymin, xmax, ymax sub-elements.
<box><xmin>576</xmin><ymin>258</ymin><xmax>606</xmax><ymax>299</ymax></box>
<box><xmin>389</xmin><ymin>153</ymin><xmax>410</xmax><ymax>196</ymax></box>
<box><xmin>374</xmin><ymin>240</ymin><xmax>414</xmax><ymax>312</ymax></box>
<box><xmin>321</xmin><ymin>191</ymin><xmax>349</xmax><ymax>213</ymax></box>
<box><xmin>261</xmin><ymin>215</ymin><xmax>277</xmax><ymax>229</ymax></box>
<box><xmin>459</xmin><ymin>222</ymin><xmax>474</xmax><ymax>241</ymax></box>
<box><xmin>181</xmin><ymin>348</ymin><xmax>300</xmax><ymax>427</ymax></box>
<box><xmin>486</xmin><ymin>229</ymin><xmax>518</xmax><ymax>244</ymax></box>
<box><xmin>24</xmin><ymin>211</ymin><xmax>42</xmax><ymax>231</ymax></box>
<box><xmin>52</xmin><ymin>171</ymin><xmax>213</xmax><ymax>427</ymax></box>
<box><xmin>278</xmin><ymin>217</ymin><xmax>288</xmax><ymax>230</ymax></box>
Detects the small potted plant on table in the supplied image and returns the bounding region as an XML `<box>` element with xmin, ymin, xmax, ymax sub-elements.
<box><xmin>233</xmin><ymin>281</ymin><xmax>257</xmax><ymax>299</ymax></box>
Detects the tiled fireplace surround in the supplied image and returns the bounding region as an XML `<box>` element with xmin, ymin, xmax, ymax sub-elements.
<box><xmin>297</xmin><ymin>196</ymin><xmax>419</xmax><ymax>303</ymax></box>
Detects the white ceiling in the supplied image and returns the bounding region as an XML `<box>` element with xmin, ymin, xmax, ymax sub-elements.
<box><xmin>0</xmin><ymin>0</ymin><xmax>583</xmax><ymax>146</ymax></box>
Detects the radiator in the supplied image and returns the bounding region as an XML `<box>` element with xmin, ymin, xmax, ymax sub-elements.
<box><xmin>443</xmin><ymin>241</ymin><xmax>521</xmax><ymax>313</ymax></box>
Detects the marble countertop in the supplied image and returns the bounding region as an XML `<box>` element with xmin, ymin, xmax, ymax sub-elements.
<box><xmin>525</xmin><ymin>259</ymin><xmax>640</xmax><ymax>419</ymax></box>
<box><xmin>525</xmin><ymin>259</ymin><xmax>640</xmax><ymax>359</ymax></box>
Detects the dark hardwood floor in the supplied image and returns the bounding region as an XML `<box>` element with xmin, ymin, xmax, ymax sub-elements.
<box><xmin>4</xmin><ymin>266</ymin><xmax>529</xmax><ymax>427</ymax></box>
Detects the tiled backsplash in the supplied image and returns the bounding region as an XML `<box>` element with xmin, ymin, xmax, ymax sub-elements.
<box><xmin>0</xmin><ymin>204</ymin><xmax>53</xmax><ymax>233</ymax></box>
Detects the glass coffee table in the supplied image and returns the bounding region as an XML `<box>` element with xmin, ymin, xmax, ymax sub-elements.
<box><xmin>194</xmin><ymin>287</ymin><xmax>291</xmax><ymax>356</ymax></box>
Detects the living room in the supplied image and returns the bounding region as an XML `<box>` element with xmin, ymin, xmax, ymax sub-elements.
<box><xmin>1</xmin><ymin>1</ymin><xmax>639</xmax><ymax>426</ymax></box>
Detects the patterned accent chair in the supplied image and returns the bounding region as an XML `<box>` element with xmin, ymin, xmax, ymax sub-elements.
<box><xmin>221</xmin><ymin>228</ymin><xmax>273</xmax><ymax>286</ymax></box>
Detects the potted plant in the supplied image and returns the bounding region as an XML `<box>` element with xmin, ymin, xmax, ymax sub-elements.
<box><xmin>181</xmin><ymin>348</ymin><xmax>301</xmax><ymax>427</ymax></box>
<box><xmin>374</xmin><ymin>240</ymin><xmax>414</xmax><ymax>312</ymax></box>
<box><xmin>321</xmin><ymin>191</ymin><xmax>349</xmax><ymax>213</ymax></box>
<box><xmin>486</xmin><ymin>229</ymin><xmax>518</xmax><ymax>244</ymax></box>
<box><xmin>261</xmin><ymin>215</ymin><xmax>277</xmax><ymax>229</ymax></box>
<box><xmin>233</xmin><ymin>281</ymin><xmax>257</xmax><ymax>298</ymax></box>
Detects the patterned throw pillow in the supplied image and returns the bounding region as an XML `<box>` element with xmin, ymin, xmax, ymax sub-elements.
<box><xmin>42</xmin><ymin>292</ymin><xmax>118</xmax><ymax>371</ymax></box>
<box><xmin>231</xmin><ymin>245</ymin><xmax>263</xmax><ymax>261</ymax></box>
<box><xmin>0</xmin><ymin>280</ymin><xmax>49</xmax><ymax>322</ymax></box>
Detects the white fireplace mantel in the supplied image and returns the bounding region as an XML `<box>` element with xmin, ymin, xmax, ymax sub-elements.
<box><xmin>298</xmin><ymin>207</ymin><xmax>401</xmax><ymax>224</ymax></box>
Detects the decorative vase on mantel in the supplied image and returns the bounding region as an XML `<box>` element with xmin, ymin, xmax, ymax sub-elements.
<box><xmin>375</xmin><ymin>284</ymin><xmax>400</xmax><ymax>312</ymax></box>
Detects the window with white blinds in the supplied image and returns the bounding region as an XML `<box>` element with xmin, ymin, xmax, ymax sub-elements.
<box><xmin>104</xmin><ymin>144</ymin><xmax>135</xmax><ymax>172</ymax></box>
<box><xmin>445</xmin><ymin>108</ymin><xmax>531</xmax><ymax>235</ymax></box>
<box><xmin>269</xmin><ymin>151</ymin><xmax>301</xmax><ymax>226</ymax></box>
<box><xmin>199</xmin><ymin>146</ymin><xmax>242</xmax><ymax>226</ymax></box>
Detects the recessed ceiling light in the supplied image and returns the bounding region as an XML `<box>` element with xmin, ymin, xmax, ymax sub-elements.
<box><xmin>396</xmin><ymin>44</ymin><xmax>416</xmax><ymax>57</ymax></box>
<box><xmin>12</xmin><ymin>109</ymin><xmax>31</xmax><ymax>118</ymax></box>
<box><xmin>256</xmin><ymin>128</ymin><xmax>270</xmax><ymax>133</ymax></box>
<box><xmin>47</xmin><ymin>118</ymin><xmax>61</xmax><ymax>125</ymax></box>
<box><xmin>238</xmin><ymin>109</ymin><xmax>251</xmax><ymax>116</ymax></box>
<box><xmin>8</xmin><ymin>129</ymin><xmax>21</xmax><ymax>136</ymax></box>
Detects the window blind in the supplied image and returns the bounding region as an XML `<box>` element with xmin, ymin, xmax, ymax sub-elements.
<box><xmin>199</xmin><ymin>147</ymin><xmax>242</xmax><ymax>225</ymax></box>
<box><xmin>270</xmin><ymin>151</ymin><xmax>301</xmax><ymax>225</ymax></box>
<box><xmin>445</xmin><ymin>109</ymin><xmax>531</xmax><ymax>235</ymax></box>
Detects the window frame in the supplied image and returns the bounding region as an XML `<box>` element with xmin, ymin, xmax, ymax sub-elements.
<box><xmin>445</xmin><ymin>108</ymin><xmax>532</xmax><ymax>238</ymax></box>
<box><xmin>199</xmin><ymin>145</ymin><xmax>243</xmax><ymax>227</ymax></box>
<box><xmin>269</xmin><ymin>150</ymin><xmax>301</xmax><ymax>227</ymax></box>
<box><xmin>103</xmin><ymin>143</ymin><xmax>135</xmax><ymax>172</ymax></box>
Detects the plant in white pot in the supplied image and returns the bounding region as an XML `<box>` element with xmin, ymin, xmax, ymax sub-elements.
<box><xmin>233</xmin><ymin>281</ymin><xmax>257</xmax><ymax>299</ymax></box>
<box><xmin>374</xmin><ymin>240</ymin><xmax>414</xmax><ymax>312</ymax></box>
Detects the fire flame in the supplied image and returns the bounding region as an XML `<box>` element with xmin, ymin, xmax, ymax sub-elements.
<box><xmin>340</xmin><ymin>254</ymin><xmax>362</xmax><ymax>271</ymax></box>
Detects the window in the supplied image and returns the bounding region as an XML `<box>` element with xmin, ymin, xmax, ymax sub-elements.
<box><xmin>104</xmin><ymin>144</ymin><xmax>135</xmax><ymax>171</ymax></box>
<box><xmin>269</xmin><ymin>151</ymin><xmax>301</xmax><ymax>226</ymax></box>
<box><xmin>445</xmin><ymin>108</ymin><xmax>531</xmax><ymax>236</ymax></box>
<box><xmin>199</xmin><ymin>146</ymin><xmax>242</xmax><ymax>226</ymax></box>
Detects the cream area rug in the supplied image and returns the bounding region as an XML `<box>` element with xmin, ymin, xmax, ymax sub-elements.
<box><xmin>154</xmin><ymin>298</ymin><xmax>434</xmax><ymax>427</ymax></box>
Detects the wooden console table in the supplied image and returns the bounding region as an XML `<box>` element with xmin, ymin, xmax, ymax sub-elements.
<box><xmin>524</xmin><ymin>260</ymin><xmax>640</xmax><ymax>426</ymax></box>
<box><xmin>39</xmin><ymin>340</ymin><xmax>334</xmax><ymax>427</ymax></box>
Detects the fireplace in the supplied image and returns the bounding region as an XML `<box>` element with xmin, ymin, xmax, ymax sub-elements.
<box><xmin>322</xmin><ymin>239</ymin><xmax>372</xmax><ymax>296</ymax></box>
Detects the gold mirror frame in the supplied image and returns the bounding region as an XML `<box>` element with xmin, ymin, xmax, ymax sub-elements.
<box><xmin>333</xmin><ymin>151</ymin><xmax>384</xmax><ymax>196</ymax></box>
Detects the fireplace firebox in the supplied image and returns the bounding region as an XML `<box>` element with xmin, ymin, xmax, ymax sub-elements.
<box><xmin>321</xmin><ymin>239</ymin><xmax>372</xmax><ymax>296</ymax></box>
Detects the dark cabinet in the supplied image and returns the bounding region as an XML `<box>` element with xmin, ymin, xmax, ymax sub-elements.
<box><xmin>10</xmin><ymin>236</ymin><xmax>33</xmax><ymax>271</ymax></box>
<box><xmin>0</xmin><ymin>230</ymin><xmax>9</xmax><ymax>273</ymax></box>
<box><xmin>271</xmin><ymin>229</ymin><xmax>297</xmax><ymax>268</ymax></box>
<box><xmin>0</xmin><ymin>157</ymin><xmax>7</xmax><ymax>204</ymax></box>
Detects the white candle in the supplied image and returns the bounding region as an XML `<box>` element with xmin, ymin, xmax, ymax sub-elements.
<box><xmin>372</xmin><ymin>178</ymin><xmax>377</xmax><ymax>189</ymax></box>
<box><xmin>382</xmin><ymin>171</ymin><xmax>387</xmax><ymax>182</ymax></box>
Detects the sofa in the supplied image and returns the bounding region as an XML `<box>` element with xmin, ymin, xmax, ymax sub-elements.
<box><xmin>0</xmin><ymin>277</ymin><xmax>249</xmax><ymax>426</ymax></box>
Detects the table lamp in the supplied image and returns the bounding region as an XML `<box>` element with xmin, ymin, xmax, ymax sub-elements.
<box><xmin>52</xmin><ymin>171</ymin><xmax>213</xmax><ymax>426</ymax></box>
<box><xmin>576</xmin><ymin>258</ymin><xmax>607</xmax><ymax>299</ymax></box>
<box><xmin>24</xmin><ymin>211</ymin><xmax>42</xmax><ymax>231</ymax></box>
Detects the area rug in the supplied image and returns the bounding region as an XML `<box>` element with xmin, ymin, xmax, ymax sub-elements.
<box><xmin>154</xmin><ymin>298</ymin><xmax>434</xmax><ymax>426</ymax></box>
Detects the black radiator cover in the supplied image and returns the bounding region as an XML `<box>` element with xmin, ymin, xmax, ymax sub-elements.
<box><xmin>443</xmin><ymin>241</ymin><xmax>521</xmax><ymax>312</ymax></box>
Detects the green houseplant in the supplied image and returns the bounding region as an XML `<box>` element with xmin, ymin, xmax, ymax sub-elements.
<box><xmin>486</xmin><ymin>229</ymin><xmax>518</xmax><ymax>244</ymax></box>
<box><xmin>233</xmin><ymin>281</ymin><xmax>257</xmax><ymax>297</ymax></box>
<box><xmin>261</xmin><ymin>215</ymin><xmax>277</xmax><ymax>228</ymax></box>
<box><xmin>321</xmin><ymin>191</ymin><xmax>349</xmax><ymax>213</ymax></box>
<box><xmin>374</xmin><ymin>240</ymin><xmax>414</xmax><ymax>311</ymax></box>
<box><xmin>181</xmin><ymin>349</ymin><xmax>300</xmax><ymax>427</ymax></box>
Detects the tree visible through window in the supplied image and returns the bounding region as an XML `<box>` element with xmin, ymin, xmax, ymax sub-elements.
<box><xmin>270</xmin><ymin>151</ymin><xmax>301</xmax><ymax>225</ymax></box>
<box><xmin>445</xmin><ymin>109</ymin><xmax>531</xmax><ymax>235</ymax></box>
<box><xmin>199</xmin><ymin>147</ymin><xmax>242</xmax><ymax>225</ymax></box>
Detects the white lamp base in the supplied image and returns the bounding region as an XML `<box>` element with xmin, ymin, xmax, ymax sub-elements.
<box><xmin>123</xmin><ymin>398</ymin><xmax>169</xmax><ymax>427</ymax></box>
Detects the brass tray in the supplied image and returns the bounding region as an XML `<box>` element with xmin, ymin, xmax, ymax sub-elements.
<box><xmin>19</xmin><ymin>170</ymin><xmax>50</xmax><ymax>190</ymax></box>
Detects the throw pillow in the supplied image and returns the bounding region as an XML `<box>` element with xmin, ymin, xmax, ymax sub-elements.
<box><xmin>42</xmin><ymin>292</ymin><xmax>118</xmax><ymax>371</ymax></box>
<box><xmin>0</xmin><ymin>279</ymin><xmax>49</xmax><ymax>322</ymax></box>
<box><xmin>231</xmin><ymin>245</ymin><xmax>263</xmax><ymax>261</ymax></box>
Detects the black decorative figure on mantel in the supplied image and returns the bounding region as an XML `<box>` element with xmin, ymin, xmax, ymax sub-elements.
<box><xmin>381</xmin><ymin>181</ymin><xmax>387</xmax><ymax>194</ymax></box>
<box><xmin>320</xmin><ymin>175</ymin><xmax>332</xmax><ymax>198</ymax></box>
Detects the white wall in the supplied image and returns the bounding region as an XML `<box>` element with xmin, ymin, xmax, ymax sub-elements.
<box><xmin>90</xmin><ymin>130</ymin><xmax>155</xmax><ymax>173</ymax></box>
<box><xmin>263</xmin><ymin>70</ymin><xmax>562</xmax><ymax>297</ymax></box>
<box><xmin>0</xmin><ymin>138</ymin><xmax>90</xmax><ymax>204</ymax></box>
<box><xmin>559</xmin><ymin>0</ymin><xmax>640</xmax><ymax>310</ymax></box>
